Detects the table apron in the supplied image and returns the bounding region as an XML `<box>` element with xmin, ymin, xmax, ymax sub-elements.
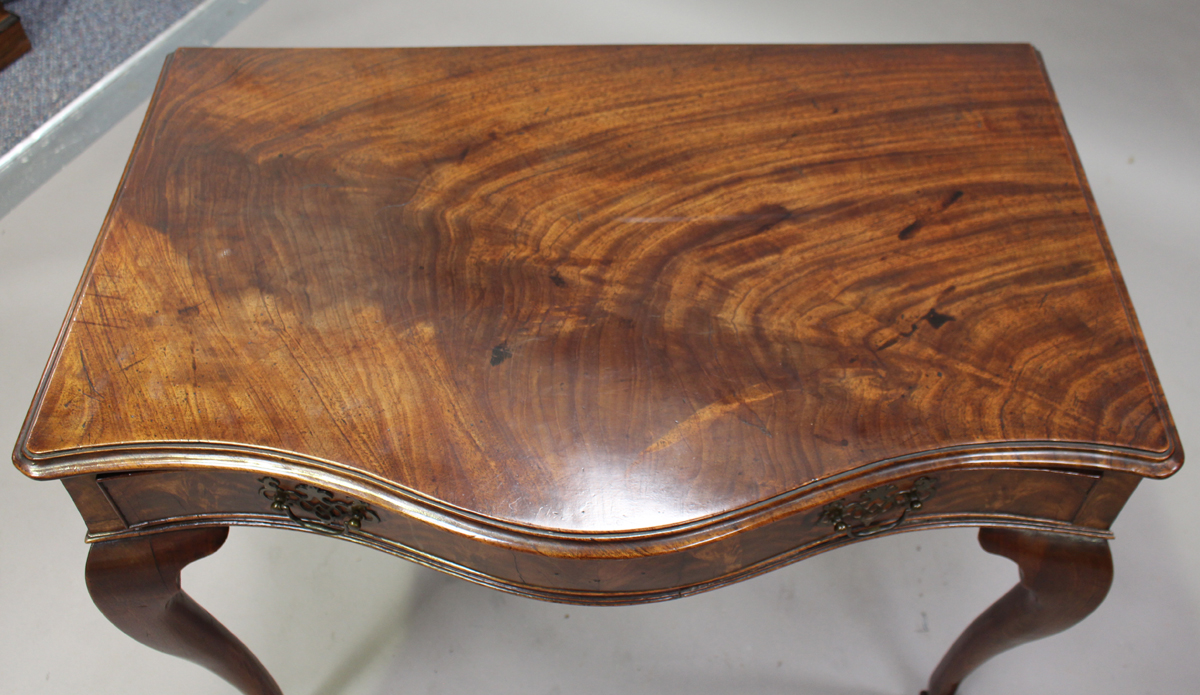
<box><xmin>63</xmin><ymin>465</ymin><xmax>1122</xmax><ymax>604</ymax></box>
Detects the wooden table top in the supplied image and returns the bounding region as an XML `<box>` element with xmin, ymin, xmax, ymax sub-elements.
<box><xmin>15</xmin><ymin>45</ymin><xmax>1181</xmax><ymax>536</ymax></box>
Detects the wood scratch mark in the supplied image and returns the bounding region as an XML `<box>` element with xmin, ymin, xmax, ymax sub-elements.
<box><xmin>875</xmin><ymin>307</ymin><xmax>956</xmax><ymax>351</ymax></box>
<box><xmin>898</xmin><ymin>190</ymin><xmax>964</xmax><ymax>240</ymax></box>
<box><xmin>79</xmin><ymin>348</ymin><xmax>102</xmax><ymax>399</ymax></box>
<box><xmin>643</xmin><ymin>383</ymin><xmax>776</xmax><ymax>454</ymax></box>
<box><xmin>74</xmin><ymin>319</ymin><xmax>125</xmax><ymax>330</ymax></box>
<box><xmin>620</xmin><ymin>213</ymin><xmax>787</xmax><ymax>224</ymax></box>
<box><xmin>376</xmin><ymin>202</ymin><xmax>410</xmax><ymax>214</ymax></box>
<box><xmin>898</xmin><ymin>220</ymin><xmax>922</xmax><ymax>240</ymax></box>
<box><xmin>876</xmin><ymin>335</ymin><xmax>901</xmax><ymax>351</ymax></box>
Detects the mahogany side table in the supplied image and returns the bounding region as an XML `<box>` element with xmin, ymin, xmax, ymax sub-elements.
<box><xmin>13</xmin><ymin>45</ymin><xmax>1183</xmax><ymax>695</ymax></box>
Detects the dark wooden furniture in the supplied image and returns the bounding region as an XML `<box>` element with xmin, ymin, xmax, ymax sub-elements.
<box><xmin>0</xmin><ymin>2</ymin><xmax>31</xmax><ymax>72</ymax></box>
<box><xmin>13</xmin><ymin>45</ymin><xmax>1183</xmax><ymax>695</ymax></box>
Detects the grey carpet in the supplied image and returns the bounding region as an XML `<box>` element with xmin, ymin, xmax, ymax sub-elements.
<box><xmin>0</xmin><ymin>0</ymin><xmax>204</xmax><ymax>156</ymax></box>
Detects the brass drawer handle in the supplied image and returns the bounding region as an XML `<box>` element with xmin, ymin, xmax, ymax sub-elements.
<box><xmin>817</xmin><ymin>476</ymin><xmax>937</xmax><ymax>538</ymax></box>
<box><xmin>258</xmin><ymin>477</ymin><xmax>379</xmax><ymax>536</ymax></box>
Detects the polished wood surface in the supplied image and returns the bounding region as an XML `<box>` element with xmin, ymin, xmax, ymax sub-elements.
<box><xmin>10</xmin><ymin>45</ymin><xmax>1186</xmax><ymax>695</ymax></box>
<box><xmin>14</xmin><ymin>45</ymin><xmax>1181</xmax><ymax>539</ymax></box>
<box><xmin>85</xmin><ymin>526</ymin><xmax>282</xmax><ymax>695</ymax></box>
<box><xmin>85</xmin><ymin>464</ymin><xmax>1106</xmax><ymax>601</ymax></box>
<box><xmin>0</xmin><ymin>4</ymin><xmax>31</xmax><ymax>72</ymax></box>
<box><xmin>924</xmin><ymin>528</ymin><xmax>1113</xmax><ymax>695</ymax></box>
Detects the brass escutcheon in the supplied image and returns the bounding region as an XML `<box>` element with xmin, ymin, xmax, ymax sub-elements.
<box><xmin>816</xmin><ymin>476</ymin><xmax>937</xmax><ymax>538</ymax></box>
<box><xmin>259</xmin><ymin>477</ymin><xmax>379</xmax><ymax>536</ymax></box>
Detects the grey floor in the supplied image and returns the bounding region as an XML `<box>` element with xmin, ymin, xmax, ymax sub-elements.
<box><xmin>2</xmin><ymin>1</ymin><xmax>1198</xmax><ymax>694</ymax></box>
<box><xmin>0</xmin><ymin>0</ymin><xmax>205</xmax><ymax>154</ymax></box>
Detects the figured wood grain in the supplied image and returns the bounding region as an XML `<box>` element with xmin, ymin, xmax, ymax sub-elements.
<box><xmin>12</xmin><ymin>44</ymin><xmax>1188</xmax><ymax>695</ymax></box>
<box><xmin>15</xmin><ymin>45</ymin><xmax>1181</xmax><ymax>538</ymax></box>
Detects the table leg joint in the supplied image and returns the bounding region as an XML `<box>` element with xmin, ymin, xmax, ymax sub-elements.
<box><xmin>84</xmin><ymin>525</ymin><xmax>283</xmax><ymax>695</ymax></box>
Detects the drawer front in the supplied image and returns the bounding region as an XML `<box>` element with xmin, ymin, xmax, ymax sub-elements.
<box><xmin>94</xmin><ymin>465</ymin><xmax>1101</xmax><ymax>603</ymax></box>
<box><xmin>102</xmin><ymin>471</ymin><xmax>374</xmax><ymax>530</ymax></box>
<box><xmin>96</xmin><ymin>469</ymin><xmax>543</xmax><ymax>591</ymax></box>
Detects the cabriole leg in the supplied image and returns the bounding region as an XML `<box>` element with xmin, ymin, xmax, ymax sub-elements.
<box><xmin>85</xmin><ymin>526</ymin><xmax>283</xmax><ymax>695</ymax></box>
<box><xmin>923</xmin><ymin>527</ymin><xmax>1112</xmax><ymax>695</ymax></box>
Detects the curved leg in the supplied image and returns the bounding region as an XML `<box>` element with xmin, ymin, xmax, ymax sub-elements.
<box><xmin>923</xmin><ymin>528</ymin><xmax>1112</xmax><ymax>695</ymax></box>
<box><xmin>85</xmin><ymin>526</ymin><xmax>283</xmax><ymax>695</ymax></box>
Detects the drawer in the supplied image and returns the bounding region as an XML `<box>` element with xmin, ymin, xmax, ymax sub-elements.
<box><xmin>91</xmin><ymin>465</ymin><xmax>1102</xmax><ymax>603</ymax></box>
